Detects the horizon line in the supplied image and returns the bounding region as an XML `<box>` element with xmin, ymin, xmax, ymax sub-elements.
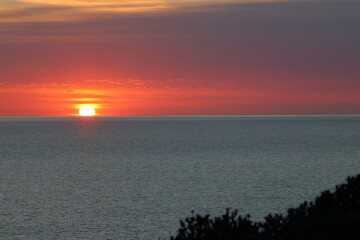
<box><xmin>0</xmin><ymin>114</ymin><xmax>359</xmax><ymax>119</ymax></box>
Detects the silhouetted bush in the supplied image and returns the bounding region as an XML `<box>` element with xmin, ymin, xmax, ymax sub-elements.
<box><xmin>170</xmin><ymin>174</ymin><xmax>360</xmax><ymax>240</ymax></box>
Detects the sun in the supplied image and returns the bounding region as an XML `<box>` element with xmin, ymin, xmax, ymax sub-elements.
<box><xmin>79</xmin><ymin>106</ymin><xmax>96</xmax><ymax>116</ymax></box>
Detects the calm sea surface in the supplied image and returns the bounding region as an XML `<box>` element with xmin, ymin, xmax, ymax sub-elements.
<box><xmin>0</xmin><ymin>116</ymin><xmax>359</xmax><ymax>239</ymax></box>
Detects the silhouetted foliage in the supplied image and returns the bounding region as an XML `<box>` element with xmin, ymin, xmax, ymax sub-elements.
<box><xmin>170</xmin><ymin>174</ymin><xmax>360</xmax><ymax>240</ymax></box>
<box><xmin>170</xmin><ymin>209</ymin><xmax>259</xmax><ymax>240</ymax></box>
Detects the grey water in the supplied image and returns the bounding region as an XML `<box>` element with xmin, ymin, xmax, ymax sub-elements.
<box><xmin>0</xmin><ymin>116</ymin><xmax>359</xmax><ymax>239</ymax></box>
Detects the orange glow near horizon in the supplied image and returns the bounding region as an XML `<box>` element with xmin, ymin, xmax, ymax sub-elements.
<box><xmin>1</xmin><ymin>83</ymin><xmax>359</xmax><ymax>117</ymax></box>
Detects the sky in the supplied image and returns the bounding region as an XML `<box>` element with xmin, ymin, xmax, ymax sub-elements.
<box><xmin>0</xmin><ymin>0</ymin><xmax>359</xmax><ymax>116</ymax></box>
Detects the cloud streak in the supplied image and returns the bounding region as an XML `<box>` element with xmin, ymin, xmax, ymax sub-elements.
<box><xmin>1</xmin><ymin>0</ymin><xmax>313</xmax><ymax>22</ymax></box>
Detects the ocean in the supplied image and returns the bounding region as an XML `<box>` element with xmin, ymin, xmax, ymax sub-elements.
<box><xmin>0</xmin><ymin>116</ymin><xmax>359</xmax><ymax>239</ymax></box>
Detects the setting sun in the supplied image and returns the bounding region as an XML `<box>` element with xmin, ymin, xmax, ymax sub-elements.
<box><xmin>79</xmin><ymin>106</ymin><xmax>96</xmax><ymax>116</ymax></box>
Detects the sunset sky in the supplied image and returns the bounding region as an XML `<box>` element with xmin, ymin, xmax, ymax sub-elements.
<box><xmin>0</xmin><ymin>0</ymin><xmax>359</xmax><ymax>116</ymax></box>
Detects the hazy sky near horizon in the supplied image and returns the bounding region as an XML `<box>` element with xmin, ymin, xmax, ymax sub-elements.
<box><xmin>0</xmin><ymin>0</ymin><xmax>359</xmax><ymax>116</ymax></box>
